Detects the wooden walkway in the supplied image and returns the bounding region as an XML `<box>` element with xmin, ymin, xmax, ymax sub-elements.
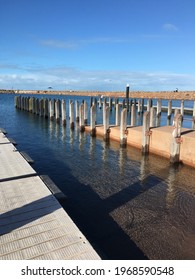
<box><xmin>0</xmin><ymin>131</ymin><xmax>100</xmax><ymax>260</ymax></box>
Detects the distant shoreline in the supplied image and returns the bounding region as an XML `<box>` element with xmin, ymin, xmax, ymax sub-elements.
<box><xmin>1</xmin><ymin>89</ymin><xmax>195</xmax><ymax>100</ymax></box>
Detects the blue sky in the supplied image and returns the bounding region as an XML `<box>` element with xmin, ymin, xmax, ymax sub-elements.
<box><xmin>0</xmin><ymin>0</ymin><xmax>195</xmax><ymax>91</ymax></box>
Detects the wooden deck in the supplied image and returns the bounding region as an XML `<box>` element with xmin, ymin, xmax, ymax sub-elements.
<box><xmin>0</xmin><ymin>132</ymin><xmax>100</xmax><ymax>260</ymax></box>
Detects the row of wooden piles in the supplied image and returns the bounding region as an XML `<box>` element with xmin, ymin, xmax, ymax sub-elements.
<box><xmin>14</xmin><ymin>95</ymin><xmax>193</xmax><ymax>163</ymax></box>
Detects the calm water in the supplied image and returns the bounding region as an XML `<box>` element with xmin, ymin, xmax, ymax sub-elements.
<box><xmin>0</xmin><ymin>93</ymin><xmax>195</xmax><ymax>260</ymax></box>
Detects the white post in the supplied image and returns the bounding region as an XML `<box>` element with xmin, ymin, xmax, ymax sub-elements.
<box><xmin>142</xmin><ymin>111</ymin><xmax>150</xmax><ymax>154</ymax></box>
<box><xmin>55</xmin><ymin>99</ymin><xmax>60</xmax><ymax>123</ymax></box>
<box><xmin>131</xmin><ymin>104</ymin><xmax>136</xmax><ymax>126</ymax></box>
<box><xmin>49</xmin><ymin>99</ymin><xmax>54</xmax><ymax>121</ymax></box>
<box><xmin>120</xmin><ymin>108</ymin><xmax>127</xmax><ymax>147</ymax></box>
<box><xmin>103</xmin><ymin>106</ymin><xmax>110</xmax><ymax>142</ymax></box>
<box><xmin>84</xmin><ymin>101</ymin><xmax>88</xmax><ymax>125</ymax></box>
<box><xmin>170</xmin><ymin>113</ymin><xmax>182</xmax><ymax>163</ymax></box>
<box><xmin>61</xmin><ymin>99</ymin><xmax>66</xmax><ymax>126</ymax></box>
<box><xmin>115</xmin><ymin>103</ymin><xmax>120</xmax><ymax>126</ymax></box>
<box><xmin>90</xmin><ymin>104</ymin><xmax>96</xmax><ymax>137</ymax></box>
<box><xmin>75</xmin><ymin>100</ymin><xmax>79</xmax><ymax>122</ymax></box>
<box><xmin>79</xmin><ymin>103</ymin><xmax>85</xmax><ymax>132</ymax></box>
<box><xmin>70</xmin><ymin>101</ymin><xmax>74</xmax><ymax>129</ymax></box>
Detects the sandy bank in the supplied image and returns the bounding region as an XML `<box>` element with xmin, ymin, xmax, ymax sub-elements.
<box><xmin>1</xmin><ymin>89</ymin><xmax>195</xmax><ymax>100</ymax></box>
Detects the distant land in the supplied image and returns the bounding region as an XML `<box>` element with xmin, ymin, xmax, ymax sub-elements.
<box><xmin>1</xmin><ymin>89</ymin><xmax>195</xmax><ymax>100</ymax></box>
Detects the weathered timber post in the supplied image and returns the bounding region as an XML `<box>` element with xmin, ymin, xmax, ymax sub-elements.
<box><xmin>109</xmin><ymin>97</ymin><xmax>112</xmax><ymax>111</ymax></box>
<box><xmin>90</xmin><ymin>104</ymin><xmax>96</xmax><ymax>137</ymax></box>
<box><xmin>157</xmin><ymin>99</ymin><xmax>162</xmax><ymax>116</ymax></box>
<box><xmin>102</xmin><ymin>98</ymin><xmax>106</xmax><ymax>124</ymax></box>
<box><xmin>15</xmin><ymin>96</ymin><xmax>19</xmax><ymax>108</ymax></box>
<box><xmin>142</xmin><ymin>111</ymin><xmax>151</xmax><ymax>154</ymax></box>
<box><xmin>90</xmin><ymin>97</ymin><xmax>93</xmax><ymax>107</ymax></box>
<box><xmin>27</xmin><ymin>97</ymin><xmax>31</xmax><ymax>111</ymax></box>
<box><xmin>33</xmin><ymin>97</ymin><xmax>36</xmax><ymax>113</ymax></box>
<box><xmin>43</xmin><ymin>98</ymin><xmax>49</xmax><ymax>118</ymax></box>
<box><xmin>17</xmin><ymin>96</ymin><xmax>21</xmax><ymax>109</ymax></box>
<box><xmin>115</xmin><ymin>103</ymin><xmax>120</xmax><ymax>126</ymax></box>
<box><xmin>156</xmin><ymin>99</ymin><xmax>161</xmax><ymax>126</ymax></box>
<box><xmin>120</xmin><ymin>108</ymin><xmax>127</xmax><ymax>147</ymax></box>
<box><xmin>99</xmin><ymin>97</ymin><xmax>102</xmax><ymax>109</ymax></box>
<box><xmin>174</xmin><ymin>108</ymin><xmax>180</xmax><ymax>116</ymax></box>
<box><xmin>69</xmin><ymin>99</ymin><xmax>73</xmax><ymax>119</ymax></box>
<box><xmin>131</xmin><ymin>104</ymin><xmax>136</xmax><ymax>126</ymax></box>
<box><xmin>61</xmin><ymin>99</ymin><xmax>66</xmax><ymax>126</ymax></box>
<box><xmin>94</xmin><ymin>97</ymin><xmax>97</xmax><ymax>107</ymax></box>
<box><xmin>19</xmin><ymin>96</ymin><xmax>22</xmax><ymax>109</ymax></box>
<box><xmin>18</xmin><ymin>96</ymin><xmax>21</xmax><ymax>109</ymax></box>
<box><xmin>170</xmin><ymin>113</ymin><xmax>182</xmax><ymax>163</ymax></box>
<box><xmin>84</xmin><ymin>101</ymin><xmax>88</xmax><ymax>125</ymax></box>
<box><xmin>79</xmin><ymin>103</ymin><xmax>85</xmax><ymax>132</ymax></box>
<box><xmin>32</xmin><ymin>97</ymin><xmax>36</xmax><ymax>114</ymax></box>
<box><xmin>141</xmin><ymin>98</ymin><xmax>144</xmax><ymax>113</ymax></box>
<box><xmin>20</xmin><ymin>96</ymin><xmax>23</xmax><ymax>109</ymax></box>
<box><xmin>75</xmin><ymin>100</ymin><xmax>79</xmax><ymax>122</ymax></box>
<box><xmin>14</xmin><ymin>96</ymin><xmax>18</xmax><ymax>108</ymax></box>
<box><xmin>147</xmin><ymin>99</ymin><xmax>152</xmax><ymax>111</ymax></box>
<box><xmin>29</xmin><ymin>97</ymin><xmax>33</xmax><ymax>113</ymax></box>
<box><xmin>39</xmin><ymin>99</ymin><xmax>44</xmax><ymax>117</ymax></box>
<box><xmin>24</xmin><ymin>97</ymin><xmax>27</xmax><ymax>110</ymax></box>
<box><xmin>167</xmin><ymin>100</ymin><xmax>172</xmax><ymax>125</ymax></box>
<box><xmin>103</xmin><ymin>106</ymin><xmax>110</xmax><ymax>142</ymax></box>
<box><xmin>180</xmin><ymin>100</ymin><xmax>184</xmax><ymax>118</ymax></box>
<box><xmin>55</xmin><ymin>99</ymin><xmax>60</xmax><ymax>123</ymax></box>
<box><xmin>35</xmin><ymin>98</ymin><xmax>39</xmax><ymax>115</ymax></box>
<box><xmin>21</xmin><ymin>96</ymin><xmax>24</xmax><ymax>110</ymax></box>
<box><xmin>137</xmin><ymin>99</ymin><xmax>141</xmax><ymax>114</ymax></box>
<box><xmin>70</xmin><ymin>101</ymin><xmax>74</xmax><ymax>129</ymax></box>
<box><xmin>114</xmin><ymin>98</ymin><xmax>118</xmax><ymax>110</ymax></box>
<box><xmin>24</xmin><ymin>96</ymin><xmax>27</xmax><ymax>110</ymax></box>
<box><xmin>150</xmin><ymin>107</ymin><xmax>157</xmax><ymax>128</ymax></box>
<box><xmin>22</xmin><ymin>97</ymin><xmax>25</xmax><ymax>110</ymax></box>
<box><xmin>192</xmin><ymin>101</ymin><xmax>195</xmax><ymax>130</ymax></box>
<box><xmin>16</xmin><ymin>96</ymin><xmax>21</xmax><ymax>109</ymax></box>
<box><xmin>49</xmin><ymin>99</ymin><xmax>55</xmax><ymax>121</ymax></box>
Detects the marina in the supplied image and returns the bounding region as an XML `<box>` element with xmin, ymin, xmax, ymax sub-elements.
<box><xmin>1</xmin><ymin>92</ymin><xmax>195</xmax><ymax>259</ymax></box>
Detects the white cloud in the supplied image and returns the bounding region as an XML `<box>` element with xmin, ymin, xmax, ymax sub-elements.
<box><xmin>40</xmin><ymin>39</ymin><xmax>78</xmax><ymax>49</ymax></box>
<box><xmin>38</xmin><ymin>36</ymin><xmax>135</xmax><ymax>49</ymax></box>
<box><xmin>163</xmin><ymin>23</ymin><xmax>178</xmax><ymax>31</ymax></box>
<box><xmin>0</xmin><ymin>65</ymin><xmax>195</xmax><ymax>91</ymax></box>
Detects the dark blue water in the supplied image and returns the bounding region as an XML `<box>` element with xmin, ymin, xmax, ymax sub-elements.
<box><xmin>1</xmin><ymin>93</ymin><xmax>195</xmax><ymax>260</ymax></box>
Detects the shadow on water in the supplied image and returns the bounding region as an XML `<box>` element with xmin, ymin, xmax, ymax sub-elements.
<box><xmin>59</xmin><ymin>173</ymin><xmax>160</xmax><ymax>260</ymax></box>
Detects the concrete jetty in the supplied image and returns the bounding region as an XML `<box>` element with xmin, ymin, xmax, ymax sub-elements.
<box><xmin>0</xmin><ymin>131</ymin><xmax>100</xmax><ymax>260</ymax></box>
<box><xmin>85</xmin><ymin>124</ymin><xmax>195</xmax><ymax>167</ymax></box>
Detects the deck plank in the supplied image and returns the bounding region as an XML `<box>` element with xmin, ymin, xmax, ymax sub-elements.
<box><xmin>0</xmin><ymin>134</ymin><xmax>100</xmax><ymax>260</ymax></box>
